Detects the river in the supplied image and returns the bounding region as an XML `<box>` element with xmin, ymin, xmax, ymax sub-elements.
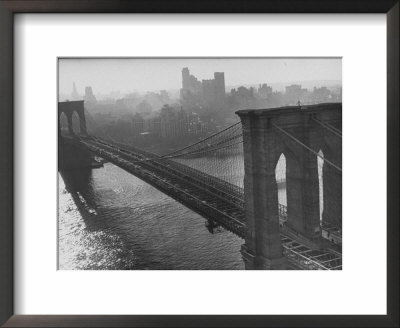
<box><xmin>58</xmin><ymin>163</ymin><xmax>245</xmax><ymax>270</ymax></box>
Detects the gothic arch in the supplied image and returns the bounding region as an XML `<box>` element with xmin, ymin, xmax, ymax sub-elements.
<box><xmin>275</xmin><ymin>153</ymin><xmax>287</xmax><ymax>227</ymax></box>
<box><xmin>58</xmin><ymin>101</ymin><xmax>87</xmax><ymax>136</ymax></box>
<box><xmin>320</xmin><ymin>144</ymin><xmax>342</xmax><ymax>230</ymax></box>
<box><xmin>71</xmin><ymin>110</ymin><xmax>80</xmax><ymax>134</ymax></box>
<box><xmin>59</xmin><ymin>111</ymin><xmax>69</xmax><ymax>136</ymax></box>
<box><xmin>317</xmin><ymin>149</ymin><xmax>325</xmax><ymax>225</ymax></box>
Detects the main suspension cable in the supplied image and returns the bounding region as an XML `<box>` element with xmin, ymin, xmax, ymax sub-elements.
<box><xmin>163</xmin><ymin>140</ymin><xmax>243</xmax><ymax>159</ymax></box>
<box><xmin>162</xmin><ymin>121</ymin><xmax>241</xmax><ymax>157</ymax></box>
<box><xmin>272</xmin><ymin>123</ymin><xmax>342</xmax><ymax>172</ymax></box>
<box><xmin>311</xmin><ymin>117</ymin><xmax>342</xmax><ymax>138</ymax></box>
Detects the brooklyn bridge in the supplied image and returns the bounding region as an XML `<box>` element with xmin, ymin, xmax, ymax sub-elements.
<box><xmin>59</xmin><ymin>100</ymin><xmax>342</xmax><ymax>270</ymax></box>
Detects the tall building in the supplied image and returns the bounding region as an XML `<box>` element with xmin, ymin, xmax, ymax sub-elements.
<box><xmin>84</xmin><ymin>86</ymin><xmax>97</xmax><ymax>104</ymax></box>
<box><xmin>180</xmin><ymin>67</ymin><xmax>203</xmax><ymax>109</ymax></box>
<box><xmin>285</xmin><ymin>84</ymin><xmax>308</xmax><ymax>105</ymax></box>
<box><xmin>71</xmin><ymin>82</ymin><xmax>80</xmax><ymax>100</ymax></box>
<box><xmin>203</xmin><ymin>72</ymin><xmax>226</xmax><ymax>110</ymax></box>
<box><xmin>230</xmin><ymin>86</ymin><xmax>255</xmax><ymax>109</ymax></box>
<box><xmin>311</xmin><ymin>86</ymin><xmax>331</xmax><ymax>103</ymax></box>
<box><xmin>180</xmin><ymin>68</ymin><xmax>226</xmax><ymax>111</ymax></box>
<box><xmin>181</xmin><ymin>67</ymin><xmax>202</xmax><ymax>93</ymax></box>
<box><xmin>257</xmin><ymin>83</ymin><xmax>273</xmax><ymax>99</ymax></box>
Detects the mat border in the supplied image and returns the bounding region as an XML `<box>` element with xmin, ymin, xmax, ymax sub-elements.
<box><xmin>0</xmin><ymin>1</ymin><xmax>398</xmax><ymax>327</ymax></box>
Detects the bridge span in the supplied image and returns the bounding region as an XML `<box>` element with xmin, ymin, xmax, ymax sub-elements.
<box><xmin>59</xmin><ymin>100</ymin><xmax>342</xmax><ymax>270</ymax></box>
<box><xmin>62</xmin><ymin>134</ymin><xmax>341</xmax><ymax>270</ymax></box>
<box><xmin>72</xmin><ymin>135</ymin><xmax>247</xmax><ymax>237</ymax></box>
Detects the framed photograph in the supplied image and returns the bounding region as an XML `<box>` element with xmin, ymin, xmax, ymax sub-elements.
<box><xmin>0</xmin><ymin>0</ymin><xmax>398</xmax><ymax>327</ymax></box>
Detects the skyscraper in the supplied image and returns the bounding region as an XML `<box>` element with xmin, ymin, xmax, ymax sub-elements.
<box><xmin>71</xmin><ymin>82</ymin><xmax>80</xmax><ymax>100</ymax></box>
<box><xmin>84</xmin><ymin>86</ymin><xmax>97</xmax><ymax>104</ymax></box>
<box><xmin>202</xmin><ymin>72</ymin><xmax>226</xmax><ymax>110</ymax></box>
<box><xmin>180</xmin><ymin>68</ymin><xmax>226</xmax><ymax>111</ymax></box>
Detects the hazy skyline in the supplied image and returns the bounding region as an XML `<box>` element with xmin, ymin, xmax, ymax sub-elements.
<box><xmin>59</xmin><ymin>58</ymin><xmax>341</xmax><ymax>96</ymax></box>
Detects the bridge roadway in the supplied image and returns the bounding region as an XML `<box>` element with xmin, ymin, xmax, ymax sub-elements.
<box><xmin>65</xmin><ymin>135</ymin><xmax>342</xmax><ymax>270</ymax></box>
<box><xmin>76</xmin><ymin>135</ymin><xmax>247</xmax><ymax>236</ymax></box>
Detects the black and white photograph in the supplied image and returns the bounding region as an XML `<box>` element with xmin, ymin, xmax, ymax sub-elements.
<box><xmin>58</xmin><ymin>58</ymin><xmax>342</xmax><ymax>270</ymax></box>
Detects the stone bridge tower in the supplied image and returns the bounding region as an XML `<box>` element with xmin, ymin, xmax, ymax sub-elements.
<box><xmin>58</xmin><ymin>100</ymin><xmax>87</xmax><ymax>136</ymax></box>
<box><xmin>58</xmin><ymin>100</ymin><xmax>91</xmax><ymax>170</ymax></box>
<box><xmin>236</xmin><ymin>103</ymin><xmax>342</xmax><ymax>269</ymax></box>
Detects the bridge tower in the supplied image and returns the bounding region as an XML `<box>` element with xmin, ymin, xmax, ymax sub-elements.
<box><xmin>58</xmin><ymin>101</ymin><xmax>92</xmax><ymax>171</ymax></box>
<box><xmin>58</xmin><ymin>100</ymin><xmax>87</xmax><ymax>136</ymax></box>
<box><xmin>236</xmin><ymin>103</ymin><xmax>342</xmax><ymax>269</ymax></box>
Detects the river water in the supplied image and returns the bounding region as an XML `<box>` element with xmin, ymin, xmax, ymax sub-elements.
<box><xmin>58</xmin><ymin>153</ymin><xmax>296</xmax><ymax>270</ymax></box>
<box><xmin>58</xmin><ymin>163</ymin><xmax>245</xmax><ymax>270</ymax></box>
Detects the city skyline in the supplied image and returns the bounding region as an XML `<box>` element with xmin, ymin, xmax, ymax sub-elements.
<box><xmin>59</xmin><ymin>58</ymin><xmax>342</xmax><ymax>96</ymax></box>
<box><xmin>58</xmin><ymin>58</ymin><xmax>342</xmax><ymax>272</ymax></box>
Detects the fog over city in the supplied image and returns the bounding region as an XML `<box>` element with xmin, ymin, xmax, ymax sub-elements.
<box><xmin>59</xmin><ymin>58</ymin><xmax>342</xmax><ymax>155</ymax></box>
<box><xmin>59</xmin><ymin>58</ymin><xmax>341</xmax><ymax>95</ymax></box>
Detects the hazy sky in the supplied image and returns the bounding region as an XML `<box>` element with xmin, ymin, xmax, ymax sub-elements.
<box><xmin>59</xmin><ymin>58</ymin><xmax>341</xmax><ymax>96</ymax></box>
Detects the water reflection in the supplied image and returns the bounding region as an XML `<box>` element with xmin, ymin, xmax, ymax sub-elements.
<box><xmin>58</xmin><ymin>164</ymin><xmax>244</xmax><ymax>270</ymax></box>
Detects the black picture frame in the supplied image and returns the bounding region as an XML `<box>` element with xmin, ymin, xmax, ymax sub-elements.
<box><xmin>0</xmin><ymin>1</ymin><xmax>398</xmax><ymax>327</ymax></box>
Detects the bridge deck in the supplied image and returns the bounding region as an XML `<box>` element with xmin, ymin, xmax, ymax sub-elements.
<box><xmin>79</xmin><ymin>136</ymin><xmax>246</xmax><ymax>236</ymax></box>
<box><xmin>64</xmin><ymin>136</ymin><xmax>342</xmax><ymax>270</ymax></box>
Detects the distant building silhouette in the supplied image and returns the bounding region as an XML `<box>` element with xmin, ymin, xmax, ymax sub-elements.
<box><xmin>84</xmin><ymin>86</ymin><xmax>97</xmax><ymax>104</ymax></box>
<box><xmin>180</xmin><ymin>67</ymin><xmax>226</xmax><ymax>112</ymax></box>
<box><xmin>202</xmin><ymin>72</ymin><xmax>226</xmax><ymax>110</ymax></box>
<box><xmin>131</xmin><ymin>105</ymin><xmax>207</xmax><ymax>142</ymax></box>
<box><xmin>257</xmin><ymin>83</ymin><xmax>273</xmax><ymax>99</ymax></box>
<box><xmin>285</xmin><ymin>84</ymin><xmax>308</xmax><ymax>105</ymax></box>
<box><xmin>181</xmin><ymin>67</ymin><xmax>202</xmax><ymax>94</ymax></box>
<box><xmin>180</xmin><ymin>67</ymin><xmax>203</xmax><ymax>109</ymax></box>
<box><xmin>71</xmin><ymin>82</ymin><xmax>80</xmax><ymax>100</ymax></box>
<box><xmin>311</xmin><ymin>86</ymin><xmax>331</xmax><ymax>103</ymax></box>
